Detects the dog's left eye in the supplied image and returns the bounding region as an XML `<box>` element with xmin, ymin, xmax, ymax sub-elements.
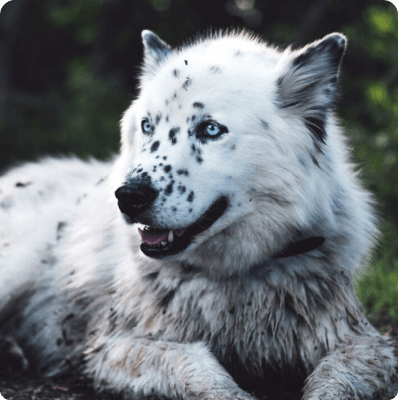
<box><xmin>193</xmin><ymin>119</ymin><xmax>229</xmax><ymax>142</ymax></box>
<box><xmin>204</xmin><ymin>123</ymin><xmax>220</xmax><ymax>137</ymax></box>
<box><xmin>141</xmin><ymin>119</ymin><xmax>152</xmax><ymax>134</ymax></box>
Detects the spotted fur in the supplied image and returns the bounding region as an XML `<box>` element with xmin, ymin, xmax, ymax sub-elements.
<box><xmin>0</xmin><ymin>29</ymin><xmax>396</xmax><ymax>400</ymax></box>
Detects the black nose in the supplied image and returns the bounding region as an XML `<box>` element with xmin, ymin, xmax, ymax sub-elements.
<box><xmin>115</xmin><ymin>183</ymin><xmax>158</xmax><ymax>221</ymax></box>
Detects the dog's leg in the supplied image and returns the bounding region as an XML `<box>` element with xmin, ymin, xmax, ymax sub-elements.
<box><xmin>86</xmin><ymin>337</ymin><xmax>256</xmax><ymax>400</ymax></box>
<box><xmin>302</xmin><ymin>335</ymin><xmax>396</xmax><ymax>400</ymax></box>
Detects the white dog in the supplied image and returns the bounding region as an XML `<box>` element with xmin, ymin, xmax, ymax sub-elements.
<box><xmin>0</xmin><ymin>30</ymin><xmax>396</xmax><ymax>400</ymax></box>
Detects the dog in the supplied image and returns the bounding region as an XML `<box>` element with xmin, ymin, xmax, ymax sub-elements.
<box><xmin>0</xmin><ymin>29</ymin><xmax>396</xmax><ymax>400</ymax></box>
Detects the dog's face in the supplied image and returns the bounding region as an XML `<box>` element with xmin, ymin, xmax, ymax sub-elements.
<box><xmin>115</xmin><ymin>31</ymin><xmax>346</xmax><ymax>274</ymax></box>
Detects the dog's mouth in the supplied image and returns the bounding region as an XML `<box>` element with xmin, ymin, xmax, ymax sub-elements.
<box><xmin>138</xmin><ymin>197</ymin><xmax>228</xmax><ymax>258</ymax></box>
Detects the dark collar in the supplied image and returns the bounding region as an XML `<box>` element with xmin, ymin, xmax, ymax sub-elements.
<box><xmin>272</xmin><ymin>236</ymin><xmax>325</xmax><ymax>259</ymax></box>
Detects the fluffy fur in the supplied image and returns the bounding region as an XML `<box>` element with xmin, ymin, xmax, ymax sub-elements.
<box><xmin>0</xmin><ymin>30</ymin><xmax>396</xmax><ymax>400</ymax></box>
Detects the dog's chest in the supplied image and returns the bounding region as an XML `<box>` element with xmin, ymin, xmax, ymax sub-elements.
<box><xmin>127</xmin><ymin>273</ymin><xmax>313</xmax><ymax>380</ymax></box>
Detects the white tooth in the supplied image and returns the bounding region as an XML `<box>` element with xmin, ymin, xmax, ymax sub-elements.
<box><xmin>138</xmin><ymin>228</ymin><xmax>143</xmax><ymax>238</ymax></box>
<box><xmin>168</xmin><ymin>230</ymin><xmax>174</xmax><ymax>243</ymax></box>
<box><xmin>161</xmin><ymin>241</ymin><xmax>167</xmax><ymax>246</ymax></box>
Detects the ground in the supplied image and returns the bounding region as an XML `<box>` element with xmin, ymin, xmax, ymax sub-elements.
<box><xmin>0</xmin><ymin>369</ymin><xmax>116</xmax><ymax>400</ymax></box>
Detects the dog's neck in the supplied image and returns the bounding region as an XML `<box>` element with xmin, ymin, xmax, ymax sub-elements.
<box><xmin>176</xmin><ymin>235</ymin><xmax>327</xmax><ymax>282</ymax></box>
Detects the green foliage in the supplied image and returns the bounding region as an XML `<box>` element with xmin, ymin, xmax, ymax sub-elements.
<box><xmin>55</xmin><ymin>58</ymin><xmax>129</xmax><ymax>160</ymax></box>
<box><xmin>343</xmin><ymin>4</ymin><xmax>398</xmax><ymax>329</ymax></box>
<box><xmin>355</xmin><ymin>222</ymin><xmax>398</xmax><ymax>332</ymax></box>
<box><xmin>48</xmin><ymin>0</ymin><xmax>104</xmax><ymax>44</ymax></box>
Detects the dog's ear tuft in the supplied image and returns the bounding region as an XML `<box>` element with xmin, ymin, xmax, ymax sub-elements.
<box><xmin>291</xmin><ymin>33</ymin><xmax>346</xmax><ymax>73</ymax></box>
<box><xmin>141</xmin><ymin>30</ymin><xmax>172</xmax><ymax>78</ymax></box>
<box><xmin>277</xmin><ymin>33</ymin><xmax>347</xmax><ymax>146</ymax></box>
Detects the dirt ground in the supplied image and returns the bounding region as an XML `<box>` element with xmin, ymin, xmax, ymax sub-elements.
<box><xmin>0</xmin><ymin>368</ymin><xmax>117</xmax><ymax>400</ymax></box>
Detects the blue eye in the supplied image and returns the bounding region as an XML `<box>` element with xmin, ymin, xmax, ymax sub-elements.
<box><xmin>141</xmin><ymin>119</ymin><xmax>152</xmax><ymax>134</ymax></box>
<box><xmin>195</xmin><ymin>119</ymin><xmax>229</xmax><ymax>142</ymax></box>
<box><xmin>204</xmin><ymin>123</ymin><xmax>220</xmax><ymax>136</ymax></box>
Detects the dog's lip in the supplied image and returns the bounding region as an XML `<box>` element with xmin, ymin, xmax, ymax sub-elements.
<box><xmin>139</xmin><ymin>196</ymin><xmax>228</xmax><ymax>258</ymax></box>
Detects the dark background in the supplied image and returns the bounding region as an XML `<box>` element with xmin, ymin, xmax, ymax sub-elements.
<box><xmin>0</xmin><ymin>0</ymin><xmax>397</xmax><ymax>329</ymax></box>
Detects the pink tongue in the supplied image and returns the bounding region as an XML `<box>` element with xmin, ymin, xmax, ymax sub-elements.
<box><xmin>141</xmin><ymin>230</ymin><xmax>168</xmax><ymax>245</ymax></box>
<box><xmin>139</xmin><ymin>228</ymin><xmax>187</xmax><ymax>246</ymax></box>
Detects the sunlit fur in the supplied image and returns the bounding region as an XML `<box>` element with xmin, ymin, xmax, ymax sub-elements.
<box><xmin>0</xmin><ymin>30</ymin><xmax>396</xmax><ymax>400</ymax></box>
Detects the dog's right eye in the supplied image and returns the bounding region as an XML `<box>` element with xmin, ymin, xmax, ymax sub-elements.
<box><xmin>141</xmin><ymin>119</ymin><xmax>152</xmax><ymax>134</ymax></box>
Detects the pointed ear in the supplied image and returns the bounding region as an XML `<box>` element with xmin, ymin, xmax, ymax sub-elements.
<box><xmin>277</xmin><ymin>33</ymin><xmax>347</xmax><ymax>145</ymax></box>
<box><xmin>141</xmin><ymin>30</ymin><xmax>172</xmax><ymax>77</ymax></box>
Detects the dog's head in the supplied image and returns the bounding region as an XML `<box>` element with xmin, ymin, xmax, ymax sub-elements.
<box><xmin>113</xmin><ymin>30</ymin><xmax>372</xmax><ymax>276</ymax></box>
